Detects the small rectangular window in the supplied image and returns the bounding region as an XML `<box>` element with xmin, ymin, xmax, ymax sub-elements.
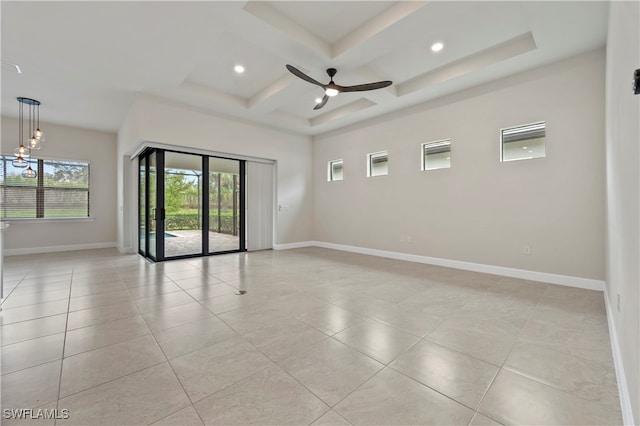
<box><xmin>501</xmin><ymin>121</ymin><xmax>545</xmax><ymax>162</ymax></box>
<box><xmin>367</xmin><ymin>151</ymin><xmax>388</xmax><ymax>177</ymax></box>
<box><xmin>328</xmin><ymin>159</ymin><xmax>343</xmax><ymax>182</ymax></box>
<box><xmin>422</xmin><ymin>139</ymin><xmax>451</xmax><ymax>171</ymax></box>
<box><xmin>0</xmin><ymin>156</ymin><xmax>90</xmax><ymax>219</ymax></box>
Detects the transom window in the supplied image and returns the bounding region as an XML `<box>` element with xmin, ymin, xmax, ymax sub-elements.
<box><xmin>501</xmin><ymin>121</ymin><xmax>546</xmax><ymax>162</ymax></box>
<box><xmin>328</xmin><ymin>159</ymin><xmax>343</xmax><ymax>181</ymax></box>
<box><xmin>367</xmin><ymin>151</ymin><xmax>388</xmax><ymax>177</ymax></box>
<box><xmin>0</xmin><ymin>156</ymin><xmax>90</xmax><ymax>219</ymax></box>
<box><xmin>422</xmin><ymin>139</ymin><xmax>451</xmax><ymax>171</ymax></box>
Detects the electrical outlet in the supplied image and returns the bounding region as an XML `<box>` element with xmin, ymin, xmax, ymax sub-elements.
<box><xmin>617</xmin><ymin>293</ymin><xmax>621</xmax><ymax>312</ymax></box>
<box><xmin>523</xmin><ymin>245</ymin><xmax>531</xmax><ymax>255</ymax></box>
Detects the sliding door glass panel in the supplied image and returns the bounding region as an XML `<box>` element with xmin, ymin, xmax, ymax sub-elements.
<box><xmin>209</xmin><ymin>157</ymin><xmax>240</xmax><ymax>253</ymax></box>
<box><xmin>164</xmin><ymin>151</ymin><xmax>203</xmax><ymax>257</ymax></box>
<box><xmin>139</xmin><ymin>156</ymin><xmax>146</xmax><ymax>255</ymax></box>
<box><xmin>148</xmin><ymin>152</ymin><xmax>157</xmax><ymax>259</ymax></box>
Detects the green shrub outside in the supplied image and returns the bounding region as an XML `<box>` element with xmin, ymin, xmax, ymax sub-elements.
<box><xmin>165</xmin><ymin>210</ymin><xmax>237</xmax><ymax>235</ymax></box>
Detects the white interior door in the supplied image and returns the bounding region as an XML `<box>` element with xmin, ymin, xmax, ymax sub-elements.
<box><xmin>246</xmin><ymin>161</ymin><xmax>274</xmax><ymax>251</ymax></box>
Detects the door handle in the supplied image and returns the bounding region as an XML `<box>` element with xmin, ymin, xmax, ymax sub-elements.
<box><xmin>152</xmin><ymin>208</ymin><xmax>165</xmax><ymax>220</ymax></box>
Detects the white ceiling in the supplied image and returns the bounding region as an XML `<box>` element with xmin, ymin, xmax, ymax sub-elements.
<box><xmin>1</xmin><ymin>1</ymin><xmax>608</xmax><ymax>137</ymax></box>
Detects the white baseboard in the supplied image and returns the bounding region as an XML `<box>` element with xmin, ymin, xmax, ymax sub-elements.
<box><xmin>273</xmin><ymin>241</ymin><xmax>314</xmax><ymax>250</ymax></box>
<box><xmin>4</xmin><ymin>242</ymin><xmax>118</xmax><ymax>256</ymax></box>
<box><xmin>603</xmin><ymin>288</ymin><xmax>635</xmax><ymax>426</ymax></box>
<box><xmin>276</xmin><ymin>240</ymin><xmax>605</xmax><ymax>291</ymax></box>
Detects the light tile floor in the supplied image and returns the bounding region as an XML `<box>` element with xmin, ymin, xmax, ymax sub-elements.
<box><xmin>0</xmin><ymin>247</ymin><xmax>622</xmax><ymax>425</ymax></box>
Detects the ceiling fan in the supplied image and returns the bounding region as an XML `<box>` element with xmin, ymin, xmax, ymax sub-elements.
<box><xmin>286</xmin><ymin>64</ymin><xmax>393</xmax><ymax>110</ymax></box>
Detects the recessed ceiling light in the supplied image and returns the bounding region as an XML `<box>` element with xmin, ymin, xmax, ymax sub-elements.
<box><xmin>431</xmin><ymin>42</ymin><xmax>444</xmax><ymax>52</ymax></box>
<box><xmin>315</xmin><ymin>98</ymin><xmax>323</xmax><ymax>104</ymax></box>
<box><xmin>234</xmin><ymin>65</ymin><xmax>245</xmax><ymax>74</ymax></box>
<box><xmin>522</xmin><ymin>146</ymin><xmax>528</xmax><ymax>149</ymax></box>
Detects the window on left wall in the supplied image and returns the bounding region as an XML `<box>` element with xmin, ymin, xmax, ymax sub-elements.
<box><xmin>0</xmin><ymin>156</ymin><xmax>90</xmax><ymax>219</ymax></box>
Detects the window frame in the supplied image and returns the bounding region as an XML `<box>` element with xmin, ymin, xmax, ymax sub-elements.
<box><xmin>327</xmin><ymin>159</ymin><xmax>344</xmax><ymax>182</ymax></box>
<box><xmin>367</xmin><ymin>150</ymin><xmax>388</xmax><ymax>177</ymax></box>
<box><xmin>500</xmin><ymin>121</ymin><xmax>546</xmax><ymax>162</ymax></box>
<box><xmin>0</xmin><ymin>155</ymin><xmax>91</xmax><ymax>220</ymax></box>
<box><xmin>421</xmin><ymin>139</ymin><xmax>451</xmax><ymax>171</ymax></box>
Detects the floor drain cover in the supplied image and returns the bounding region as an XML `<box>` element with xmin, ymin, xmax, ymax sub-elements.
<box><xmin>235</xmin><ymin>290</ymin><xmax>247</xmax><ymax>295</ymax></box>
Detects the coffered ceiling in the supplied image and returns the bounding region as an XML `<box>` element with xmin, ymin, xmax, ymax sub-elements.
<box><xmin>1</xmin><ymin>1</ymin><xmax>608</xmax><ymax>136</ymax></box>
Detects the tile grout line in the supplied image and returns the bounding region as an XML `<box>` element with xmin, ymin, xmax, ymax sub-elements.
<box><xmin>470</xmin><ymin>296</ymin><xmax>537</xmax><ymax>424</ymax></box>
<box><xmin>496</xmin><ymin>328</ymin><xmax>620</xmax><ymax>411</ymax></box>
<box><xmin>190</xmin><ymin>300</ymin><xmax>337</xmax><ymax>422</ymax></box>
<box><xmin>53</xmin><ymin>264</ymin><xmax>75</xmax><ymax>426</ymax></box>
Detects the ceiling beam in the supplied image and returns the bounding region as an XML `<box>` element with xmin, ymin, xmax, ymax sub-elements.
<box><xmin>248</xmin><ymin>73</ymin><xmax>300</xmax><ymax>109</ymax></box>
<box><xmin>331</xmin><ymin>1</ymin><xmax>429</xmax><ymax>59</ymax></box>
<box><xmin>243</xmin><ymin>1</ymin><xmax>331</xmax><ymax>59</ymax></box>
<box><xmin>397</xmin><ymin>32</ymin><xmax>537</xmax><ymax>96</ymax></box>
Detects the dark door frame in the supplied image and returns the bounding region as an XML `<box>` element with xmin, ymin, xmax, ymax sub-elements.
<box><xmin>138</xmin><ymin>147</ymin><xmax>246</xmax><ymax>262</ymax></box>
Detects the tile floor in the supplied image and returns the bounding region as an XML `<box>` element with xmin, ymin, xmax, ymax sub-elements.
<box><xmin>0</xmin><ymin>247</ymin><xmax>622</xmax><ymax>425</ymax></box>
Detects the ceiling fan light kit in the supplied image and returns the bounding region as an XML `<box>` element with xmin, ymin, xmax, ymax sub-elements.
<box><xmin>286</xmin><ymin>64</ymin><xmax>392</xmax><ymax>110</ymax></box>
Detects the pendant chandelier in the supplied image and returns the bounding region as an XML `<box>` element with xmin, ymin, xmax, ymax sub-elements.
<box><xmin>13</xmin><ymin>97</ymin><xmax>45</xmax><ymax>178</ymax></box>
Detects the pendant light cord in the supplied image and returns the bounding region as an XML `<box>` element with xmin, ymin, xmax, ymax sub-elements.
<box><xmin>18</xmin><ymin>98</ymin><xmax>23</xmax><ymax>148</ymax></box>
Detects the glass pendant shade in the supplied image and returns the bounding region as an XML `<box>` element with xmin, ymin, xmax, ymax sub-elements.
<box><xmin>22</xmin><ymin>166</ymin><xmax>37</xmax><ymax>178</ymax></box>
<box><xmin>28</xmin><ymin>137</ymin><xmax>41</xmax><ymax>150</ymax></box>
<box><xmin>12</xmin><ymin>156</ymin><xmax>28</xmax><ymax>168</ymax></box>
<box><xmin>14</xmin><ymin>144</ymin><xmax>30</xmax><ymax>158</ymax></box>
<box><xmin>34</xmin><ymin>128</ymin><xmax>45</xmax><ymax>141</ymax></box>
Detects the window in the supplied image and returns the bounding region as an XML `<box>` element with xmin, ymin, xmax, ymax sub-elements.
<box><xmin>501</xmin><ymin>121</ymin><xmax>546</xmax><ymax>162</ymax></box>
<box><xmin>328</xmin><ymin>159</ymin><xmax>343</xmax><ymax>181</ymax></box>
<box><xmin>0</xmin><ymin>156</ymin><xmax>90</xmax><ymax>219</ymax></box>
<box><xmin>422</xmin><ymin>139</ymin><xmax>451</xmax><ymax>170</ymax></box>
<box><xmin>367</xmin><ymin>151</ymin><xmax>388</xmax><ymax>177</ymax></box>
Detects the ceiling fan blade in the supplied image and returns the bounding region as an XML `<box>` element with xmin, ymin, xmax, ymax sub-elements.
<box><xmin>313</xmin><ymin>95</ymin><xmax>329</xmax><ymax>110</ymax></box>
<box><xmin>337</xmin><ymin>81</ymin><xmax>393</xmax><ymax>93</ymax></box>
<box><xmin>286</xmin><ymin>64</ymin><xmax>325</xmax><ymax>88</ymax></box>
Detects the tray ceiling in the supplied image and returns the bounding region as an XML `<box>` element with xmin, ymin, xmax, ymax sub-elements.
<box><xmin>1</xmin><ymin>1</ymin><xmax>608</xmax><ymax>136</ymax></box>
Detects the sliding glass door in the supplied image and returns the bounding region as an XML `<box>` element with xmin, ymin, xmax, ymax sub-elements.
<box><xmin>208</xmin><ymin>157</ymin><xmax>243</xmax><ymax>254</ymax></box>
<box><xmin>138</xmin><ymin>148</ymin><xmax>245</xmax><ymax>262</ymax></box>
<box><xmin>148</xmin><ymin>151</ymin><xmax>158</xmax><ymax>259</ymax></box>
<box><xmin>164</xmin><ymin>151</ymin><xmax>203</xmax><ymax>258</ymax></box>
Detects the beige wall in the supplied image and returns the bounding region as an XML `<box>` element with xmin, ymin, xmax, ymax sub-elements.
<box><xmin>116</xmin><ymin>95</ymin><xmax>313</xmax><ymax>252</ymax></box>
<box><xmin>313</xmin><ymin>49</ymin><xmax>606</xmax><ymax>281</ymax></box>
<box><xmin>1</xmin><ymin>117</ymin><xmax>117</xmax><ymax>252</ymax></box>
<box><xmin>605</xmin><ymin>1</ymin><xmax>640</xmax><ymax>423</ymax></box>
